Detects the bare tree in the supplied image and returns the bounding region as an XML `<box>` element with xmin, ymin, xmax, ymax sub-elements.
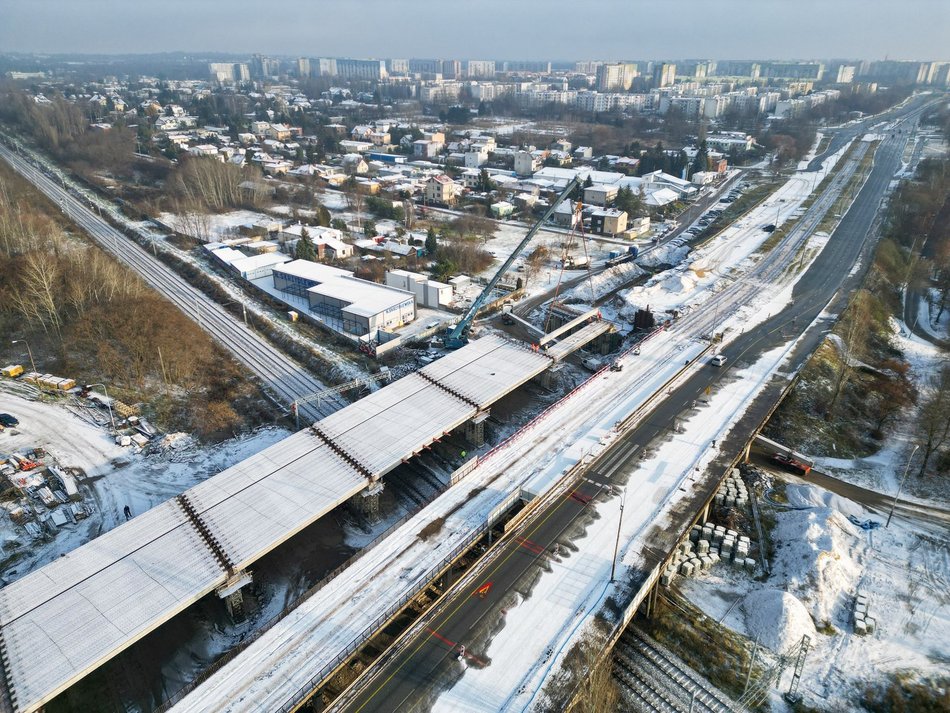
<box><xmin>827</xmin><ymin>291</ymin><xmax>871</xmax><ymax>418</ymax></box>
<box><xmin>917</xmin><ymin>366</ymin><xmax>950</xmax><ymax>476</ymax></box>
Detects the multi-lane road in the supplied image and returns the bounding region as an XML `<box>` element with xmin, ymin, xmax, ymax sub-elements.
<box><xmin>0</xmin><ymin>142</ymin><xmax>344</xmax><ymax>420</ymax></box>
<box><xmin>331</xmin><ymin>99</ymin><xmax>935</xmax><ymax>713</ymax></box>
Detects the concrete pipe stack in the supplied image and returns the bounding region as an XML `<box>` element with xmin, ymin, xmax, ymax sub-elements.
<box><xmin>661</xmin><ymin>520</ymin><xmax>758</xmax><ymax>587</ymax></box>
<box><xmin>852</xmin><ymin>591</ymin><xmax>875</xmax><ymax>635</ymax></box>
<box><xmin>713</xmin><ymin>468</ymin><xmax>749</xmax><ymax>508</ymax></box>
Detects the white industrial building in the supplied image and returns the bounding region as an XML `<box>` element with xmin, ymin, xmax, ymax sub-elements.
<box><xmin>228</xmin><ymin>253</ymin><xmax>292</xmax><ymax>280</ymax></box>
<box><xmin>273</xmin><ymin>260</ymin><xmax>415</xmax><ymax>335</ymax></box>
<box><xmin>385</xmin><ymin>269</ymin><xmax>453</xmax><ymax>308</ymax></box>
<box><xmin>207</xmin><ymin>245</ymin><xmax>291</xmax><ymax>280</ymax></box>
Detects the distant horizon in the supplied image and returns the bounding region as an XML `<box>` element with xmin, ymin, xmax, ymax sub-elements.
<box><xmin>1</xmin><ymin>51</ymin><xmax>945</xmax><ymax>67</ymax></box>
<box><xmin>1</xmin><ymin>0</ymin><xmax>946</xmax><ymax>62</ymax></box>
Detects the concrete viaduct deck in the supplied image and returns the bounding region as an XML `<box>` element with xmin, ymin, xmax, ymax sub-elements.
<box><xmin>0</xmin><ymin>335</ymin><xmax>554</xmax><ymax>713</ymax></box>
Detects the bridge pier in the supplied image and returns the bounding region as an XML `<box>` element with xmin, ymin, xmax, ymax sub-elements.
<box><xmin>743</xmin><ymin>440</ymin><xmax>752</xmax><ymax>463</ymax></box>
<box><xmin>642</xmin><ymin>580</ymin><xmax>660</xmax><ymax>619</ymax></box>
<box><xmin>353</xmin><ymin>481</ymin><xmax>384</xmax><ymax>523</ymax></box>
<box><xmin>536</xmin><ymin>367</ymin><xmax>556</xmax><ymax>390</ymax></box>
<box><xmin>216</xmin><ymin>570</ymin><xmax>253</xmax><ymax>622</ymax></box>
<box><xmin>464</xmin><ymin>411</ymin><xmax>489</xmax><ymax>447</ymax></box>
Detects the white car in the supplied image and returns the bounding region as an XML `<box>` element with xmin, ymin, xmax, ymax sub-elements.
<box><xmin>710</xmin><ymin>354</ymin><xmax>727</xmax><ymax>367</ymax></box>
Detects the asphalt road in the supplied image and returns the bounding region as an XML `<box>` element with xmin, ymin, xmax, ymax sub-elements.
<box><xmin>0</xmin><ymin>141</ymin><xmax>343</xmax><ymax>420</ymax></box>
<box><xmin>748</xmin><ymin>448</ymin><xmax>950</xmax><ymax>528</ymax></box>
<box><xmin>331</xmin><ymin>101</ymin><xmax>934</xmax><ymax>713</ymax></box>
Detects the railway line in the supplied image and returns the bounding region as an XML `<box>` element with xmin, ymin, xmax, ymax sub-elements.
<box><xmin>0</xmin><ymin>142</ymin><xmax>344</xmax><ymax>421</ymax></box>
<box><xmin>613</xmin><ymin>628</ymin><xmax>738</xmax><ymax>713</ymax></box>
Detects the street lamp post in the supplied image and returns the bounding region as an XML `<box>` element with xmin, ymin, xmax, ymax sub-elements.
<box><xmin>10</xmin><ymin>339</ymin><xmax>36</xmax><ymax>374</ymax></box>
<box><xmin>86</xmin><ymin>382</ymin><xmax>116</xmax><ymax>432</ymax></box>
<box><xmin>886</xmin><ymin>444</ymin><xmax>919</xmax><ymax>528</ymax></box>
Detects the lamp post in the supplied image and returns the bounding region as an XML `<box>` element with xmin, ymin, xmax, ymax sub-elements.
<box><xmin>85</xmin><ymin>383</ymin><xmax>116</xmax><ymax>431</ymax></box>
<box><xmin>10</xmin><ymin>339</ymin><xmax>36</xmax><ymax>374</ymax></box>
<box><xmin>886</xmin><ymin>444</ymin><xmax>919</xmax><ymax>528</ymax></box>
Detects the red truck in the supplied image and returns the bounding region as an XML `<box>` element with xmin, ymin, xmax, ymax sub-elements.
<box><xmin>770</xmin><ymin>452</ymin><xmax>811</xmax><ymax>476</ymax></box>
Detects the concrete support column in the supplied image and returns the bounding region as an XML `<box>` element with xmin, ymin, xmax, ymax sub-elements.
<box><xmin>743</xmin><ymin>440</ymin><xmax>752</xmax><ymax>463</ymax></box>
<box><xmin>701</xmin><ymin>501</ymin><xmax>710</xmax><ymax>523</ymax></box>
<box><xmin>464</xmin><ymin>411</ymin><xmax>489</xmax><ymax>447</ymax></box>
<box><xmin>643</xmin><ymin>581</ymin><xmax>659</xmax><ymax>619</ymax></box>
<box><xmin>354</xmin><ymin>481</ymin><xmax>384</xmax><ymax>523</ymax></box>
<box><xmin>224</xmin><ymin>589</ymin><xmax>245</xmax><ymax>621</ymax></box>
<box><xmin>216</xmin><ymin>570</ymin><xmax>254</xmax><ymax>623</ymax></box>
<box><xmin>537</xmin><ymin>368</ymin><xmax>556</xmax><ymax>390</ymax></box>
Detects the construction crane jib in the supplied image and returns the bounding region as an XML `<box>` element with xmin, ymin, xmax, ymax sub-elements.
<box><xmin>443</xmin><ymin>175</ymin><xmax>582</xmax><ymax>349</ymax></box>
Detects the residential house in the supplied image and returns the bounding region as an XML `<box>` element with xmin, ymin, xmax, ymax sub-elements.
<box><xmin>514</xmin><ymin>150</ymin><xmax>541</xmax><ymax>176</ymax></box>
<box><xmin>413</xmin><ymin>140</ymin><xmax>440</xmax><ymax>159</ymax></box>
<box><xmin>590</xmin><ymin>208</ymin><xmax>628</xmax><ymax>236</ymax></box>
<box><xmin>342</xmin><ymin>154</ymin><xmax>369</xmax><ymax>175</ymax></box>
<box><xmin>490</xmin><ymin>201</ymin><xmax>515</xmax><ymax>218</ymax></box>
<box><xmin>424</xmin><ymin>175</ymin><xmax>458</xmax><ymax>205</ymax></box>
<box><xmin>583</xmin><ymin>184</ymin><xmax>618</xmax><ymax>206</ymax></box>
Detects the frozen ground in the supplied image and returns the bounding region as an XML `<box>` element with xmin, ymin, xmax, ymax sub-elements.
<box><xmin>620</xmin><ymin>142</ymin><xmax>851</xmax><ymax>324</ymax></box>
<box><xmin>809</xmin><ymin>315</ymin><xmax>950</xmax><ymax>507</ymax></box>
<box><xmin>158</xmin><ymin>210</ymin><xmax>272</xmax><ymax>242</ymax></box>
<box><xmin>173</xmin><ymin>128</ymin><xmax>866</xmax><ymax>713</ymax></box>
<box><xmin>0</xmin><ymin>390</ymin><xmax>289</xmax><ymax>581</ymax></box>
<box><xmin>679</xmin><ymin>475</ymin><xmax>950</xmax><ymax>712</ymax></box>
<box><xmin>916</xmin><ymin>288</ymin><xmax>950</xmax><ymax>342</ymax></box>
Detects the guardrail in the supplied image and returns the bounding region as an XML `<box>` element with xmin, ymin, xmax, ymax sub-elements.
<box><xmin>276</xmin><ymin>512</ymin><xmax>504</xmax><ymax>713</ymax></box>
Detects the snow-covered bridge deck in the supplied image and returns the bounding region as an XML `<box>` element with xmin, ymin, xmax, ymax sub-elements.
<box><xmin>545</xmin><ymin>320</ymin><xmax>614</xmax><ymax>361</ymax></box>
<box><xmin>0</xmin><ymin>335</ymin><xmax>550</xmax><ymax>713</ymax></box>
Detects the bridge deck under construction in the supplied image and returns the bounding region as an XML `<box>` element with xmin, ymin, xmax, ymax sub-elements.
<box><xmin>0</xmin><ymin>335</ymin><xmax>552</xmax><ymax>713</ymax></box>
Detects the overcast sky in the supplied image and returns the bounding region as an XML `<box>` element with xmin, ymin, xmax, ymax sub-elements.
<box><xmin>1</xmin><ymin>0</ymin><xmax>947</xmax><ymax>61</ymax></box>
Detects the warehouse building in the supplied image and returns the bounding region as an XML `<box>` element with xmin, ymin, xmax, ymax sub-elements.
<box><xmin>273</xmin><ymin>260</ymin><xmax>415</xmax><ymax>335</ymax></box>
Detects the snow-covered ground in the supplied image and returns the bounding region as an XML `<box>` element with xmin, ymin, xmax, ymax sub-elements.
<box><xmin>915</xmin><ymin>288</ymin><xmax>950</xmax><ymax>342</ymax></box>
<box><xmin>810</xmin><ymin>315</ymin><xmax>950</xmax><ymax>507</ymax></box>
<box><xmin>679</xmin><ymin>475</ymin><xmax>949</xmax><ymax>711</ymax></box>
<box><xmin>173</xmin><ymin>129</ymin><xmax>862</xmax><ymax>713</ymax></box>
<box><xmin>0</xmin><ymin>390</ymin><xmax>289</xmax><ymax>580</ymax></box>
<box><xmin>158</xmin><ymin>210</ymin><xmax>273</xmax><ymax>242</ymax></box>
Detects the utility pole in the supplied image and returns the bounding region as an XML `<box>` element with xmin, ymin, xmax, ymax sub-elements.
<box><xmin>886</xmin><ymin>444</ymin><xmax>919</xmax><ymax>528</ymax></box>
<box><xmin>743</xmin><ymin>633</ymin><xmax>760</xmax><ymax>697</ymax></box>
<box><xmin>610</xmin><ymin>488</ymin><xmax>626</xmax><ymax>583</ymax></box>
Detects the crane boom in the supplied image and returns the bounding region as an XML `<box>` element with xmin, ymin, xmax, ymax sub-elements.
<box><xmin>444</xmin><ymin>175</ymin><xmax>582</xmax><ymax>349</ymax></box>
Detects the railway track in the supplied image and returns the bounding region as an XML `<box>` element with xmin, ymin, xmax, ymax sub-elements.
<box><xmin>0</xmin><ymin>143</ymin><xmax>344</xmax><ymax>422</ymax></box>
<box><xmin>614</xmin><ymin>628</ymin><xmax>739</xmax><ymax>713</ymax></box>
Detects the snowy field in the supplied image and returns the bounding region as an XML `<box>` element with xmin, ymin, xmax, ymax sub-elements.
<box><xmin>679</xmin><ymin>474</ymin><xmax>949</xmax><ymax>711</ymax></box>
<box><xmin>158</xmin><ymin>210</ymin><xmax>273</xmax><ymax>241</ymax></box>
<box><xmin>0</xmin><ymin>390</ymin><xmax>289</xmax><ymax>581</ymax></box>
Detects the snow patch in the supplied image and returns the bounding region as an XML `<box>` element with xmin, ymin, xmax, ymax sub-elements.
<box><xmin>742</xmin><ymin>589</ymin><xmax>817</xmax><ymax>653</ymax></box>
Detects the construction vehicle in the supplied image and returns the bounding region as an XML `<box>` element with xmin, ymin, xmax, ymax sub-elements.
<box><xmin>501</xmin><ymin>299</ymin><xmax>515</xmax><ymax>325</ymax></box>
<box><xmin>442</xmin><ymin>176</ymin><xmax>581</xmax><ymax>349</ymax></box>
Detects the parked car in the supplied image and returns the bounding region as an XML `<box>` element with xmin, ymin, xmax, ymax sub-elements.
<box><xmin>0</xmin><ymin>413</ymin><xmax>18</xmax><ymax>427</ymax></box>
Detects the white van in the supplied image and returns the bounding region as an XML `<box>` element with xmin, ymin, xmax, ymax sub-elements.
<box><xmin>710</xmin><ymin>354</ymin><xmax>727</xmax><ymax>367</ymax></box>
